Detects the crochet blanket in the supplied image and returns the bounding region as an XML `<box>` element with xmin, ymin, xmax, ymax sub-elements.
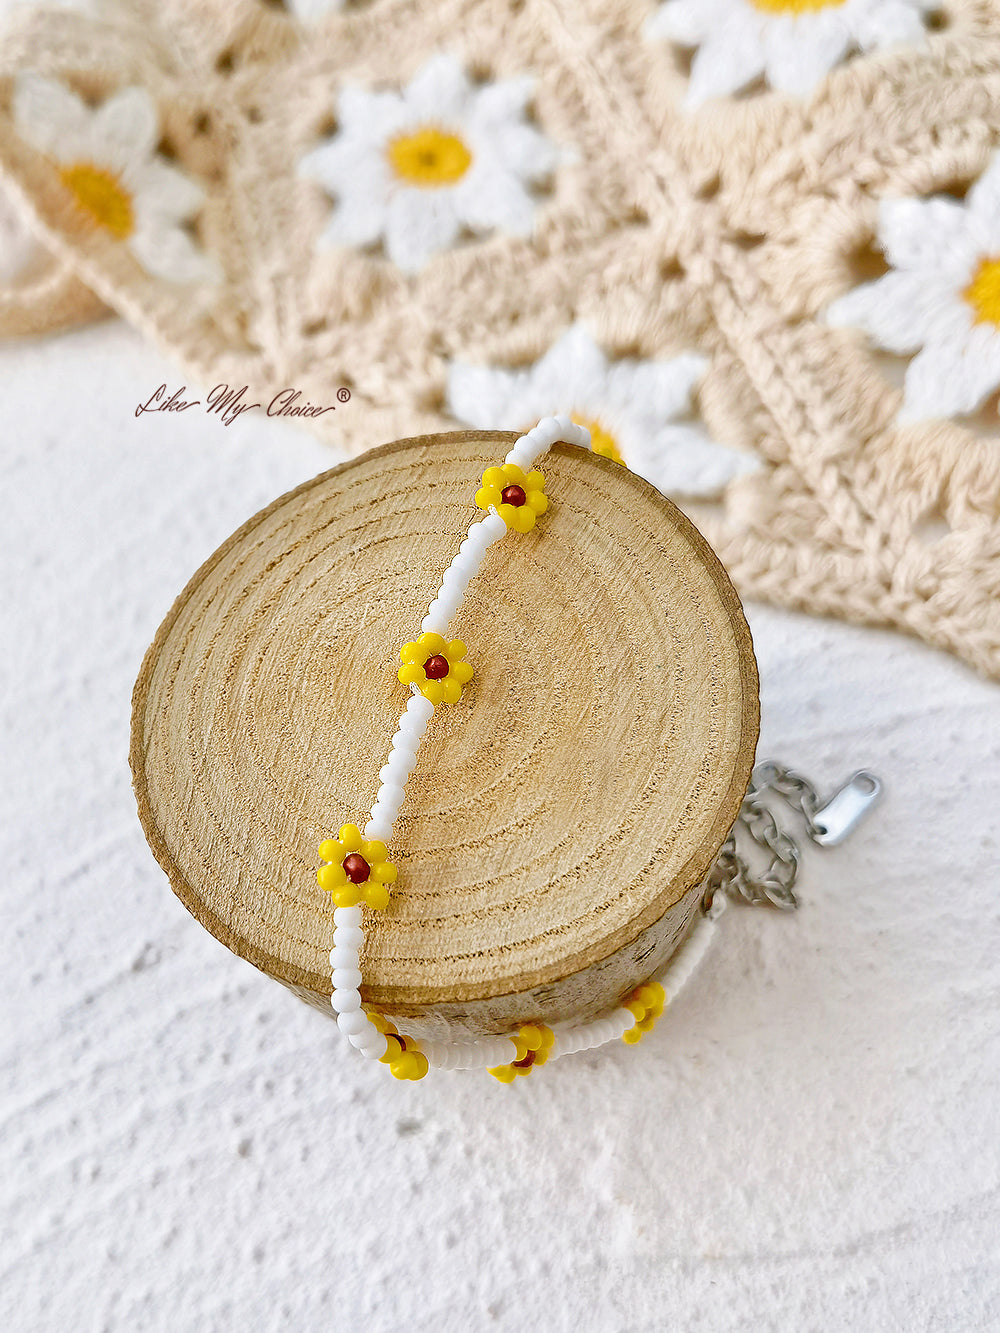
<box><xmin>1</xmin><ymin>0</ymin><xmax>999</xmax><ymax>679</ymax></box>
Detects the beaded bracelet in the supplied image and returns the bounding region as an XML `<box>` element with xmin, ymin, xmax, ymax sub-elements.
<box><xmin>317</xmin><ymin>414</ymin><xmax>726</xmax><ymax>1082</ymax></box>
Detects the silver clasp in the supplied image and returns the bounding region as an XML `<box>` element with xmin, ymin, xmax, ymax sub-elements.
<box><xmin>809</xmin><ymin>771</ymin><xmax>882</xmax><ymax>846</ymax></box>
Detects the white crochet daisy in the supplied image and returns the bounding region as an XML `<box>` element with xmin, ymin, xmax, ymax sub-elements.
<box><xmin>299</xmin><ymin>53</ymin><xmax>558</xmax><ymax>273</ymax></box>
<box><xmin>826</xmin><ymin>157</ymin><xmax>1000</xmax><ymax>424</ymax></box>
<box><xmin>646</xmin><ymin>0</ymin><xmax>932</xmax><ymax>106</ymax></box>
<box><xmin>12</xmin><ymin>73</ymin><xmax>217</xmax><ymax>284</ymax></box>
<box><xmin>447</xmin><ymin>324</ymin><xmax>759</xmax><ymax>498</ymax></box>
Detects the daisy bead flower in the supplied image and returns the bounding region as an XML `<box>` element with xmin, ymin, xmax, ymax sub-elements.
<box><xmin>488</xmin><ymin>1023</ymin><xmax>555</xmax><ymax>1083</ymax></box>
<box><xmin>13</xmin><ymin>73</ymin><xmax>218</xmax><ymax>283</ymax></box>
<box><xmin>398</xmin><ymin>632</ymin><xmax>474</xmax><ymax>705</ymax></box>
<box><xmin>317</xmin><ymin>824</ymin><xmax>397</xmax><ymax>910</ymax></box>
<box><xmin>298</xmin><ymin>52</ymin><xmax>559</xmax><ymax>273</ymax></box>
<box><xmin>621</xmin><ymin>981</ymin><xmax>666</xmax><ymax>1044</ymax></box>
<box><xmin>645</xmin><ymin>0</ymin><xmax>933</xmax><ymax>107</ymax></box>
<box><xmin>449</xmin><ymin>323</ymin><xmax>758</xmax><ymax>499</ymax></box>
<box><xmin>826</xmin><ymin>156</ymin><xmax>1000</xmax><ymax>424</ymax></box>
<box><xmin>475</xmin><ymin>462</ymin><xmax>548</xmax><ymax>533</ymax></box>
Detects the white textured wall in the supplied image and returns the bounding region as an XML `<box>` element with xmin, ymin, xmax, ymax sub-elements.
<box><xmin>2</xmin><ymin>321</ymin><xmax>999</xmax><ymax>1333</ymax></box>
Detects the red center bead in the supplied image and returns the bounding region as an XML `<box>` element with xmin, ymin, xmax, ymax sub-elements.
<box><xmin>501</xmin><ymin>484</ymin><xmax>527</xmax><ymax>507</ymax></box>
<box><xmin>342</xmin><ymin>853</ymin><xmax>371</xmax><ymax>883</ymax></box>
<box><xmin>512</xmin><ymin>1050</ymin><xmax>536</xmax><ymax>1068</ymax></box>
<box><xmin>423</xmin><ymin>654</ymin><xmax>450</xmax><ymax>679</ymax></box>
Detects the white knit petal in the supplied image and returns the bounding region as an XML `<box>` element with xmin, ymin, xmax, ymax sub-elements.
<box><xmin>286</xmin><ymin>0</ymin><xmax>345</xmax><ymax>20</ymax></box>
<box><xmin>320</xmin><ymin>194</ymin><xmax>388</xmax><ymax>249</ymax></box>
<box><xmin>447</xmin><ymin>361</ymin><xmax>528</xmax><ymax>427</ymax></box>
<box><xmin>852</xmin><ymin>0</ymin><xmax>928</xmax><ymax>50</ymax></box>
<box><xmin>826</xmin><ymin>272</ymin><xmax>971</xmax><ymax>354</ymax></box>
<box><xmin>307</xmin><ymin>144</ymin><xmax>393</xmax><ymax>246</ymax></box>
<box><xmin>308</xmin><ymin>149</ymin><xmax>392</xmax><ymax>246</ymax></box>
<box><xmin>645</xmin><ymin>0</ymin><xmax>720</xmax><ymax>46</ymax></box>
<box><xmin>13</xmin><ymin>73</ymin><xmax>89</xmax><ymax>162</ymax></box>
<box><xmin>684</xmin><ymin>19</ymin><xmax>767</xmax><ymax>107</ymax></box>
<box><xmin>90</xmin><ymin>87</ymin><xmax>159</xmax><ymax>172</ymax></box>
<box><xmin>403</xmin><ymin>53</ymin><xmax>471</xmax><ymax>123</ymax></box>
<box><xmin>454</xmin><ymin>163</ymin><xmax>537</xmax><ymax>236</ymax></box>
<box><xmin>471</xmin><ymin>119</ymin><xmax>558</xmax><ymax>181</ymax></box>
<box><xmin>761</xmin><ymin>12</ymin><xmax>852</xmax><ymax>97</ymax></box>
<box><xmin>128</xmin><ymin>160</ymin><xmax>205</xmax><ymax>224</ymax></box>
<box><xmin>603</xmin><ymin>352</ymin><xmax>707</xmax><ymax>420</ymax></box>
<box><xmin>899</xmin><ymin>325</ymin><xmax>1000</xmax><ymax>424</ymax></box>
<box><xmin>964</xmin><ymin>156</ymin><xmax>1000</xmax><ymax>252</ymax></box>
<box><xmin>624</xmin><ymin>423</ymin><xmax>760</xmax><ymax>498</ymax></box>
<box><xmin>877</xmin><ymin>196</ymin><xmax>977</xmax><ymax>279</ymax></box>
<box><xmin>129</xmin><ymin>219</ymin><xmax>220</xmax><ymax>283</ymax></box>
<box><xmin>384</xmin><ymin>188</ymin><xmax>461</xmax><ymax>272</ymax></box>
<box><xmin>467</xmin><ymin>76</ymin><xmax>534</xmax><ymax>127</ymax></box>
<box><xmin>299</xmin><ymin>137</ymin><xmax>368</xmax><ymax>190</ymax></box>
<box><xmin>337</xmin><ymin>89</ymin><xmax>408</xmax><ymax>145</ymax></box>
<box><xmin>531</xmin><ymin>324</ymin><xmax>610</xmax><ymax>401</ymax></box>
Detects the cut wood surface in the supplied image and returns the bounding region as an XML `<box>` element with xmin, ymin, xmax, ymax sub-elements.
<box><xmin>130</xmin><ymin>431</ymin><xmax>759</xmax><ymax>1040</ymax></box>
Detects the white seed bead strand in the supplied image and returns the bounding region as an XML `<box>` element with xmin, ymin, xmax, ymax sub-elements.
<box><xmin>390</xmin><ymin>900</ymin><xmax>724</xmax><ymax>1071</ymax></box>
<box><xmin>414</xmin><ymin>1036</ymin><xmax>518</xmax><ymax>1070</ymax></box>
<box><xmin>422</xmin><ymin>510</ymin><xmax>507</xmax><ymax>636</ymax></box>
<box><xmin>504</xmin><ymin>414</ymin><xmax>591</xmax><ymax>471</ymax></box>
<box><xmin>364</xmin><ymin>694</ymin><xmax>435</xmax><ymax>839</ymax></box>
<box><xmin>327</xmin><ymin>418</ymin><xmax>721</xmax><ymax>1078</ymax></box>
<box><xmin>658</xmin><ymin>900</ymin><xmax>721</xmax><ymax>1002</ymax></box>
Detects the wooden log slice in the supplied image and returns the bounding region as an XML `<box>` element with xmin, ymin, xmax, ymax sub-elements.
<box><xmin>130</xmin><ymin>431</ymin><xmax>759</xmax><ymax>1041</ymax></box>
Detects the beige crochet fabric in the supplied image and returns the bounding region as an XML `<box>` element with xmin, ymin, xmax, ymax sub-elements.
<box><xmin>1</xmin><ymin>0</ymin><xmax>999</xmax><ymax>679</ymax></box>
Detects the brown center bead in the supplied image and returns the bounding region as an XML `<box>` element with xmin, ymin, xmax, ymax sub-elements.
<box><xmin>501</xmin><ymin>484</ymin><xmax>527</xmax><ymax>508</ymax></box>
<box><xmin>342</xmin><ymin>853</ymin><xmax>371</xmax><ymax>883</ymax></box>
<box><xmin>512</xmin><ymin>1050</ymin><xmax>537</xmax><ymax>1068</ymax></box>
<box><xmin>423</xmin><ymin>654</ymin><xmax>450</xmax><ymax>679</ymax></box>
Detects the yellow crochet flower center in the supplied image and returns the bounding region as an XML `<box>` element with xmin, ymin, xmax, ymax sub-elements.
<box><xmin>750</xmin><ymin>0</ymin><xmax>847</xmax><ymax>12</ymax></box>
<box><xmin>387</xmin><ymin>127</ymin><xmax>472</xmax><ymax>187</ymax></box>
<box><xmin>574</xmin><ymin>414</ymin><xmax>624</xmax><ymax>465</ymax></box>
<box><xmin>59</xmin><ymin>162</ymin><xmax>134</xmax><ymax>238</ymax></box>
<box><xmin>964</xmin><ymin>256</ymin><xmax>1000</xmax><ymax>326</ymax></box>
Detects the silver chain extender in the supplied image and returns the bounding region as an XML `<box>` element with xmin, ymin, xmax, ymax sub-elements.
<box><xmin>702</xmin><ymin>762</ymin><xmax>882</xmax><ymax>916</ymax></box>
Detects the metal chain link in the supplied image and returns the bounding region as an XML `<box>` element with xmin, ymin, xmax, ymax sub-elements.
<box><xmin>702</xmin><ymin>761</ymin><xmax>821</xmax><ymax>914</ymax></box>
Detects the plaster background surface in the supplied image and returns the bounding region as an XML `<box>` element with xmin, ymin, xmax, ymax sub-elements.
<box><xmin>2</xmin><ymin>320</ymin><xmax>999</xmax><ymax>1332</ymax></box>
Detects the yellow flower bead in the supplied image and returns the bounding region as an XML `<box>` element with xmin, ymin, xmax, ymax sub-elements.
<box><xmin>341</xmin><ymin>824</ymin><xmax>363</xmax><ymax>850</ymax></box>
<box><xmin>390</xmin><ymin>1049</ymin><xmax>429</xmax><ymax>1081</ymax></box>
<box><xmin>620</xmin><ymin>980</ymin><xmax>667</xmax><ymax>1044</ymax></box>
<box><xmin>365</xmin><ymin>882</ymin><xmax>390</xmax><ymax>911</ymax></box>
<box><xmin>475</xmin><ymin>462</ymin><xmax>548</xmax><ymax>534</ymax></box>
<box><xmin>317</xmin><ymin>862</ymin><xmax>347</xmax><ymax>891</ymax></box>
<box><xmin>379</xmin><ymin>1033</ymin><xmax>405</xmax><ymax>1063</ymax></box>
<box><xmin>331</xmin><ymin>883</ymin><xmax>364</xmax><ymax>909</ymax></box>
<box><xmin>488</xmin><ymin>1024</ymin><xmax>555</xmax><ymax>1080</ymax></box>
<box><xmin>398</xmin><ymin>633</ymin><xmax>474</xmax><ymax>704</ymax></box>
<box><xmin>317</xmin><ymin>826</ymin><xmax>398</xmax><ymax>907</ymax></box>
<box><xmin>372</xmin><ymin>1025</ymin><xmax>429</xmax><ymax>1080</ymax></box>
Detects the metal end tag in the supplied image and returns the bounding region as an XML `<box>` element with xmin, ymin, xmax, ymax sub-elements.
<box><xmin>810</xmin><ymin>771</ymin><xmax>882</xmax><ymax>846</ymax></box>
